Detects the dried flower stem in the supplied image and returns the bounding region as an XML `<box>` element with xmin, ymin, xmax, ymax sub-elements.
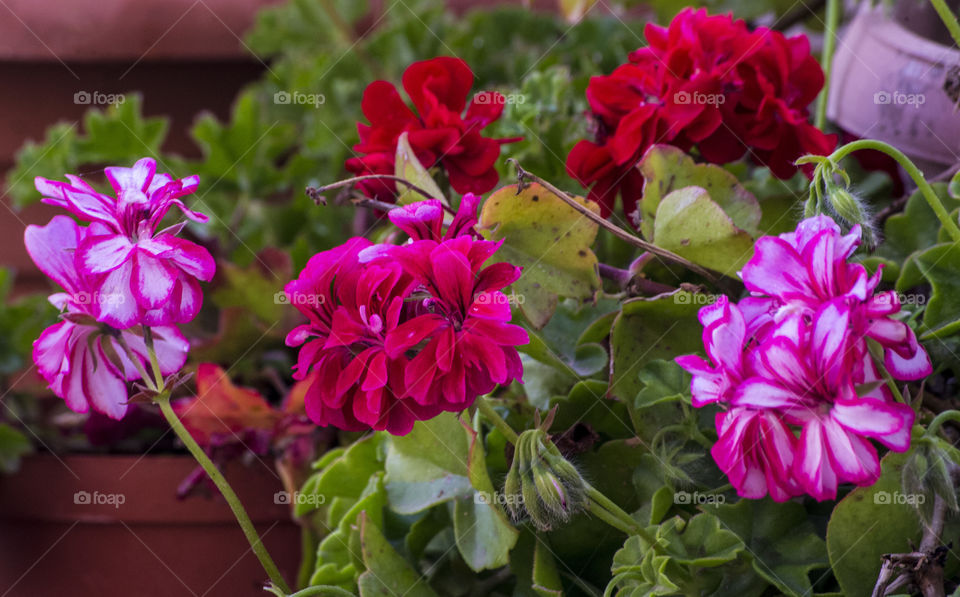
<box><xmin>506</xmin><ymin>159</ymin><xmax>726</xmax><ymax>286</ymax></box>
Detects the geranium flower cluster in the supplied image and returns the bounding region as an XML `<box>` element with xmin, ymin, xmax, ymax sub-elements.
<box><xmin>567</xmin><ymin>8</ymin><xmax>836</xmax><ymax>220</ymax></box>
<box><xmin>677</xmin><ymin>216</ymin><xmax>930</xmax><ymax>501</ymax></box>
<box><xmin>346</xmin><ymin>57</ymin><xmax>519</xmax><ymax>202</ymax></box>
<box><xmin>26</xmin><ymin>158</ymin><xmax>215</xmax><ymax>419</ymax></box>
<box><xmin>284</xmin><ymin>195</ymin><xmax>528</xmax><ymax>435</ymax></box>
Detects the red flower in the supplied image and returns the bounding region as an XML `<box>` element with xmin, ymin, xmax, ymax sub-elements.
<box><xmin>285</xmin><ymin>238</ymin><xmax>431</xmax><ymax>435</ymax></box>
<box><xmin>566</xmin><ymin>8</ymin><xmax>836</xmax><ymax>221</ymax></box>
<box><xmin>346</xmin><ymin>57</ymin><xmax>519</xmax><ymax>201</ymax></box>
<box><xmin>284</xmin><ymin>197</ymin><xmax>528</xmax><ymax>435</ymax></box>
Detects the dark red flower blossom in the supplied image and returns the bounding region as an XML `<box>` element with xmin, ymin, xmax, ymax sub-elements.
<box><xmin>285</xmin><ymin>197</ymin><xmax>528</xmax><ymax>435</ymax></box>
<box><xmin>346</xmin><ymin>57</ymin><xmax>519</xmax><ymax>202</ymax></box>
<box><xmin>566</xmin><ymin>8</ymin><xmax>836</xmax><ymax>221</ymax></box>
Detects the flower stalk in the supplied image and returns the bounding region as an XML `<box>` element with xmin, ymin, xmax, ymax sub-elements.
<box><xmin>146</xmin><ymin>332</ymin><xmax>291</xmax><ymax>594</ymax></box>
<box><xmin>825</xmin><ymin>140</ymin><xmax>960</xmax><ymax>242</ymax></box>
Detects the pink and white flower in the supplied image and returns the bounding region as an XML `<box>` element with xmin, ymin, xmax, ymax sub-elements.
<box><xmin>678</xmin><ymin>215</ymin><xmax>927</xmax><ymax>501</ymax></box>
<box><xmin>35</xmin><ymin>158</ymin><xmax>215</xmax><ymax>328</ymax></box>
<box><xmin>26</xmin><ymin>216</ymin><xmax>189</xmax><ymax>419</ymax></box>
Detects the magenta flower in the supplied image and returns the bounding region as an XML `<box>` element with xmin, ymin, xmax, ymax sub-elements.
<box><xmin>677</xmin><ymin>215</ymin><xmax>927</xmax><ymax>501</ymax></box>
<box><xmin>381</xmin><ymin>235</ymin><xmax>528</xmax><ymax>411</ymax></box>
<box><xmin>35</xmin><ymin>158</ymin><xmax>215</xmax><ymax>328</ymax></box>
<box><xmin>740</xmin><ymin>215</ymin><xmax>931</xmax><ymax>380</ymax></box>
<box><xmin>734</xmin><ymin>300</ymin><xmax>913</xmax><ymax>500</ymax></box>
<box><xmin>285</xmin><ymin>196</ymin><xmax>528</xmax><ymax>435</ymax></box>
<box><xmin>712</xmin><ymin>407</ymin><xmax>799</xmax><ymax>502</ymax></box>
<box><xmin>26</xmin><ymin>217</ymin><xmax>189</xmax><ymax>419</ymax></box>
<box><xmin>285</xmin><ymin>238</ymin><xmax>440</xmax><ymax>435</ymax></box>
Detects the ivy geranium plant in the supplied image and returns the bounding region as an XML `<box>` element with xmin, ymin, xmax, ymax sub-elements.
<box><xmin>15</xmin><ymin>2</ymin><xmax>960</xmax><ymax>596</ymax></box>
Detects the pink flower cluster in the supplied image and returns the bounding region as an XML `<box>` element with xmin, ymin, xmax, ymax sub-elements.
<box><xmin>26</xmin><ymin>158</ymin><xmax>215</xmax><ymax>419</ymax></box>
<box><xmin>285</xmin><ymin>195</ymin><xmax>528</xmax><ymax>435</ymax></box>
<box><xmin>677</xmin><ymin>216</ymin><xmax>930</xmax><ymax>501</ymax></box>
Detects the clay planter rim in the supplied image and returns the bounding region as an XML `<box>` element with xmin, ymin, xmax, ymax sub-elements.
<box><xmin>0</xmin><ymin>452</ymin><xmax>294</xmax><ymax>525</ymax></box>
<box><xmin>827</xmin><ymin>3</ymin><xmax>960</xmax><ymax>167</ymax></box>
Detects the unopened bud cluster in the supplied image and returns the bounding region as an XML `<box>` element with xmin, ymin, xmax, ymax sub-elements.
<box><xmin>503</xmin><ymin>429</ymin><xmax>587</xmax><ymax>531</ymax></box>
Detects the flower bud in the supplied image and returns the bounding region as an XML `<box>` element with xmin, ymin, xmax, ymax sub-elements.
<box><xmin>502</xmin><ymin>429</ymin><xmax>587</xmax><ymax>531</ymax></box>
<box><xmin>825</xmin><ymin>182</ymin><xmax>876</xmax><ymax>247</ymax></box>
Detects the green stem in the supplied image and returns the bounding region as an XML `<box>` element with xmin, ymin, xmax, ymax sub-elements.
<box><xmin>144</xmin><ymin>327</ymin><xmax>164</xmax><ymax>388</ymax></box>
<box><xmin>816</xmin><ymin>0</ymin><xmax>840</xmax><ymax>129</ymax></box>
<box><xmin>155</xmin><ymin>393</ymin><xmax>291</xmax><ymax>593</ymax></box>
<box><xmin>585</xmin><ymin>499</ymin><xmax>639</xmax><ymax>535</ymax></box>
<box><xmin>930</xmin><ymin>0</ymin><xmax>960</xmax><ymax>48</ymax></box>
<box><xmin>926</xmin><ymin>410</ymin><xmax>960</xmax><ymax>438</ymax></box>
<box><xmin>143</xmin><ymin>328</ymin><xmax>290</xmax><ymax>594</ymax></box>
<box><xmin>828</xmin><ymin>140</ymin><xmax>960</xmax><ymax>241</ymax></box>
<box><xmin>476</xmin><ymin>396</ymin><xmax>519</xmax><ymax>444</ymax></box>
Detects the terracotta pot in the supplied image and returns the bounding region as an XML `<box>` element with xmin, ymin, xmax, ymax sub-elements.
<box><xmin>0</xmin><ymin>453</ymin><xmax>301</xmax><ymax>597</ymax></box>
<box><xmin>827</xmin><ymin>3</ymin><xmax>960</xmax><ymax>171</ymax></box>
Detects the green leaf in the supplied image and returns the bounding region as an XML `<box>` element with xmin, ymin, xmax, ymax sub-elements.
<box><xmin>652</xmin><ymin>186</ymin><xmax>756</xmax><ymax>273</ymax></box>
<box><xmin>826</xmin><ymin>451</ymin><xmax>921</xmax><ymax>597</ymax></box>
<box><xmin>609</xmin><ymin>291</ymin><xmax>703</xmax><ymax>402</ymax></box>
<box><xmin>633</xmin><ymin>360</ymin><xmax>691</xmax><ymax>409</ymax></box>
<box><xmin>394</xmin><ymin>132</ymin><xmax>446</xmax><ymax>205</ymax></box>
<box><xmin>191</xmin><ymin>90</ymin><xmax>296</xmax><ymax>196</ymax></box>
<box><xmin>706</xmin><ymin>499</ymin><xmax>828</xmax><ymax>597</ymax></box>
<box><xmin>298</xmin><ymin>434</ymin><xmax>384</xmax><ymax>516</ymax></box>
<box><xmin>358</xmin><ymin>511</ymin><xmax>439</xmax><ymax>597</ymax></box>
<box><xmin>914</xmin><ymin>243</ymin><xmax>960</xmax><ymax>339</ymax></box>
<box><xmin>881</xmin><ymin>183</ymin><xmax>960</xmax><ymax>264</ymax></box>
<box><xmin>209</xmin><ymin>249</ymin><xmax>292</xmax><ymax>324</ymax></box>
<box><xmin>479</xmin><ymin>183</ymin><xmax>601</xmax><ymax>328</ymax></box>
<box><xmin>0</xmin><ymin>425</ymin><xmax>31</xmax><ymax>474</ymax></box>
<box><xmin>532</xmin><ymin>535</ymin><xmax>564</xmax><ymax>597</ymax></box>
<box><xmin>311</xmin><ymin>473</ymin><xmax>388</xmax><ymax>589</ymax></box>
<box><xmin>453</xmin><ymin>420</ymin><xmax>520</xmax><ymax>571</ymax></box>
<box><xmin>657</xmin><ymin>513</ymin><xmax>744</xmax><ymax>567</ymax></box>
<box><xmin>385</xmin><ymin>413</ymin><xmax>473</xmax><ymax>514</ymax></box>
<box><xmin>638</xmin><ymin>144</ymin><xmax>761</xmax><ymax>240</ymax></box>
